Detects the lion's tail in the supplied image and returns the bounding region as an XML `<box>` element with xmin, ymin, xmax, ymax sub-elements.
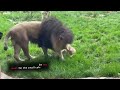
<box><xmin>4</xmin><ymin>31</ymin><xmax>11</xmax><ymax>51</ymax></box>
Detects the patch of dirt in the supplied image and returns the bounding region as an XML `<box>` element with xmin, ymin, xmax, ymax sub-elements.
<box><xmin>0</xmin><ymin>72</ymin><xmax>23</xmax><ymax>79</ymax></box>
<box><xmin>0</xmin><ymin>72</ymin><xmax>13</xmax><ymax>79</ymax></box>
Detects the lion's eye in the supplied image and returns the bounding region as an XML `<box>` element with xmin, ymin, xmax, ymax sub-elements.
<box><xmin>59</xmin><ymin>35</ymin><xmax>64</xmax><ymax>40</ymax></box>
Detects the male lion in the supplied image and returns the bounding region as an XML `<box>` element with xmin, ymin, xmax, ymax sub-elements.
<box><xmin>4</xmin><ymin>17</ymin><xmax>74</xmax><ymax>62</ymax></box>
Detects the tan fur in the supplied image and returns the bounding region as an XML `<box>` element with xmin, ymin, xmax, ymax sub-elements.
<box><xmin>4</xmin><ymin>21</ymin><xmax>42</xmax><ymax>62</ymax></box>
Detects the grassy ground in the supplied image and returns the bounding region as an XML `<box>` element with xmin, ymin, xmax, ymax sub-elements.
<box><xmin>0</xmin><ymin>11</ymin><xmax>120</xmax><ymax>78</ymax></box>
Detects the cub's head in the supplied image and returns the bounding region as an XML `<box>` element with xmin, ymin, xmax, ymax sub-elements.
<box><xmin>66</xmin><ymin>44</ymin><xmax>76</xmax><ymax>56</ymax></box>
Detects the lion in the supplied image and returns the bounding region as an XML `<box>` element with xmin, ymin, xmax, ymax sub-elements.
<box><xmin>4</xmin><ymin>17</ymin><xmax>74</xmax><ymax>62</ymax></box>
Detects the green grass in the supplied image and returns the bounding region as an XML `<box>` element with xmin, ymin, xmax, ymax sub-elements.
<box><xmin>0</xmin><ymin>11</ymin><xmax>120</xmax><ymax>78</ymax></box>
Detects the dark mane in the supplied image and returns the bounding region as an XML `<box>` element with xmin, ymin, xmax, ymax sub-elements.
<box><xmin>37</xmin><ymin>17</ymin><xmax>74</xmax><ymax>49</ymax></box>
